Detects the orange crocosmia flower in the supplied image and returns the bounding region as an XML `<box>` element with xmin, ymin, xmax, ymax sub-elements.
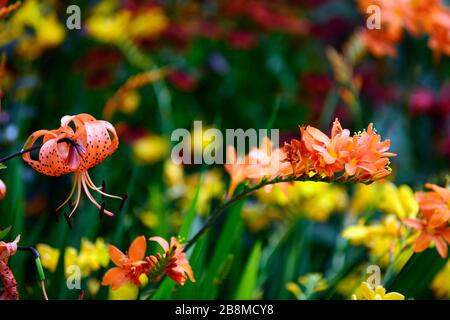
<box><xmin>344</xmin><ymin>123</ymin><xmax>396</xmax><ymax>181</ymax></box>
<box><xmin>22</xmin><ymin>114</ymin><xmax>122</xmax><ymax>217</ymax></box>
<box><xmin>148</xmin><ymin>236</ymin><xmax>195</xmax><ymax>286</ymax></box>
<box><xmin>0</xmin><ymin>235</ymin><xmax>20</xmax><ymax>300</ymax></box>
<box><xmin>358</xmin><ymin>29</ymin><xmax>399</xmax><ymax>58</ymax></box>
<box><xmin>301</xmin><ymin>119</ymin><xmax>352</xmax><ymax>177</ymax></box>
<box><xmin>102</xmin><ymin>236</ymin><xmax>150</xmax><ymax>290</ymax></box>
<box><xmin>224</xmin><ymin>145</ymin><xmax>248</xmax><ymax>197</ymax></box>
<box><xmin>404</xmin><ymin>183</ymin><xmax>450</xmax><ymax>258</ymax></box>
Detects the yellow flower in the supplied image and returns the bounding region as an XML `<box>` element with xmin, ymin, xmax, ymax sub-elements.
<box><xmin>163</xmin><ymin>160</ymin><xmax>184</xmax><ymax>187</ymax></box>
<box><xmin>108</xmin><ymin>274</ymin><xmax>147</xmax><ymax>300</ymax></box>
<box><xmin>378</xmin><ymin>182</ymin><xmax>418</xmax><ymax>219</ymax></box>
<box><xmin>108</xmin><ymin>283</ymin><xmax>139</xmax><ymax>300</ymax></box>
<box><xmin>64</xmin><ymin>238</ymin><xmax>109</xmax><ymax>278</ymax></box>
<box><xmin>352</xmin><ymin>282</ymin><xmax>404</xmax><ymax>300</ymax></box>
<box><xmin>87</xmin><ymin>279</ymin><xmax>101</xmax><ymax>297</ymax></box>
<box><xmin>183</xmin><ymin>169</ymin><xmax>225</xmax><ymax>215</ymax></box>
<box><xmin>132</xmin><ymin>135</ymin><xmax>169</xmax><ymax>165</ymax></box>
<box><xmin>241</xmin><ymin>203</ymin><xmax>282</xmax><ymax>232</ymax></box>
<box><xmin>119</xmin><ymin>90</ymin><xmax>141</xmax><ymax>114</ymax></box>
<box><xmin>349</xmin><ymin>183</ymin><xmax>382</xmax><ymax>215</ymax></box>
<box><xmin>85</xmin><ymin>11</ymin><xmax>130</xmax><ymax>43</ymax></box>
<box><xmin>342</xmin><ymin>215</ymin><xmax>405</xmax><ymax>266</ymax></box>
<box><xmin>139</xmin><ymin>210</ymin><xmax>159</xmax><ymax>229</ymax></box>
<box><xmin>258</xmin><ymin>181</ymin><xmax>348</xmax><ymax>222</ymax></box>
<box><xmin>127</xmin><ymin>8</ymin><xmax>168</xmax><ymax>40</ymax></box>
<box><xmin>36</xmin><ymin>244</ymin><xmax>60</xmax><ymax>272</ymax></box>
<box><xmin>431</xmin><ymin>260</ymin><xmax>450</xmax><ymax>299</ymax></box>
<box><xmin>286</xmin><ymin>273</ymin><xmax>328</xmax><ymax>299</ymax></box>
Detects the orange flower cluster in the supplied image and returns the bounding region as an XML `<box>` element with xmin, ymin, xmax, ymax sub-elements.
<box><xmin>0</xmin><ymin>235</ymin><xmax>20</xmax><ymax>300</ymax></box>
<box><xmin>284</xmin><ymin>119</ymin><xmax>396</xmax><ymax>182</ymax></box>
<box><xmin>404</xmin><ymin>183</ymin><xmax>450</xmax><ymax>258</ymax></box>
<box><xmin>357</xmin><ymin>0</ymin><xmax>450</xmax><ymax>58</ymax></box>
<box><xmin>22</xmin><ymin>114</ymin><xmax>122</xmax><ymax>217</ymax></box>
<box><xmin>224</xmin><ymin>119</ymin><xmax>395</xmax><ymax>197</ymax></box>
<box><xmin>102</xmin><ymin>236</ymin><xmax>195</xmax><ymax>290</ymax></box>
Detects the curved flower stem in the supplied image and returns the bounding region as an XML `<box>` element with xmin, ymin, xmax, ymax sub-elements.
<box><xmin>17</xmin><ymin>246</ymin><xmax>48</xmax><ymax>300</ymax></box>
<box><xmin>0</xmin><ymin>144</ymin><xmax>43</xmax><ymax>164</ymax></box>
<box><xmin>185</xmin><ymin>174</ymin><xmax>339</xmax><ymax>250</ymax></box>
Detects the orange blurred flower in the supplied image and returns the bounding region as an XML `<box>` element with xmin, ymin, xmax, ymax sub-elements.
<box><xmin>224</xmin><ymin>137</ymin><xmax>291</xmax><ymax>197</ymax></box>
<box><xmin>148</xmin><ymin>236</ymin><xmax>195</xmax><ymax>286</ymax></box>
<box><xmin>284</xmin><ymin>118</ymin><xmax>395</xmax><ymax>183</ymax></box>
<box><xmin>404</xmin><ymin>183</ymin><xmax>450</xmax><ymax>258</ymax></box>
<box><xmin>0</xmin><ymin>234</ymin><xmax>20</xmax><ymax>300</ymax></box>
<box><xmin>102</xmin><ymin>236</ymin><xmax>150</xmax><ymax>290</ymax></box>
<box><xmin>22</xmin><ymin>114</ymin><xmax>122</xmax><ymax>217</ymax></box>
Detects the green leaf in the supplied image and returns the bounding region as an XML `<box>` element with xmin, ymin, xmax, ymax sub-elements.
<box><xmin>179</xmin><ymin>173</ymin><xmax>203</xmax><ymax>239</ymax></box>
<box><xmin>234</xmin><ymin>242</ymin><xmax>262</xmax><ymax>299</ymax></box>
<box><xmin>0</xmin><ymin>225</ymin><xmax>11</xmax><ymax>240</ymax></box>
<box><xmin>0</xmin><ymin>163</ymin><xmax>6</xmax><ymax>170</ymax></box>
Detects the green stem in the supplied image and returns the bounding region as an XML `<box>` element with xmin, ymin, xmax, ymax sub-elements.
<box><xmin>185</xmin><ymin>174</ymin><xmax>341</xmax><ymax>250</ymax></box>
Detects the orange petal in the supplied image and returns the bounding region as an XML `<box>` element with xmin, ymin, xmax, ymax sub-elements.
<box><xmin>109</xmin><ymin>245</ymin><xmax>128</xmax><ymax>267</ymax></box>
<box><xmin>414</xmin><ymin>232</ymin><xmax>432</xmax><ymax>252</ymax></box>
<box><xmin>425</xmin><ymin>183</ymin><xmax>450</xmax><ymax>202</ymax></box>
<box><xmin>149</xmin><ymin>236</ymin><xmax>169</xmax><ymax>252</ymax></box>
<box><xmin>403</xmin><ymin>218</ymin><xmax>424</xmax><ymax>230</ymax></box>
<box><xmin>434</xmin><ymin>236</ymin><xmax>448</xmax><ymax>258</ymax></box>
<box><xmin>428</xmin><ymin>209</ymin><xmax>450</xmax><ymax>228</ymax></box>
<box><xmin>102</xmin><ymin>267</ymin><xmax>129</xmax><ymax>290</ymax></box>
<box><xmin>128</xmin><ymin>236</ymin><xmax>147</xmax><ymax>262</ymax></box>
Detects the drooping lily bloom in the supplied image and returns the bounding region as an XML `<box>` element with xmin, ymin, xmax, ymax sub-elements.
<box><xmin>22</xmin><ymin>114</ymin><xmax>122</xmax><ymax>217</ymax></box>
<box><xmin>0</xmin><ymin>235</ymin><xmax>20</xmax><ymax>300</ymax></box>
<box><xmin>102</xmin><ymin>236</ymin><xmax>150</xmax><ymax>290</ymax></box>
<box><xmin>404</xmin><ymin>183</ymin><xmax>450</xmax><ymax>258</ymax></box>
<box><xmin>148</xmin><ymin>236</ymin><xmax>195</xmax><ymax>286</ymax></box>
<box><xmin>0</xmin><ymin>179</ymin><xmax>6</xmax><ymax>200</ymax></box>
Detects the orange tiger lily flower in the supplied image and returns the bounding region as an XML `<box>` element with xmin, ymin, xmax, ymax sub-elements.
<box><xmin>102</xmin><ymin>236</ymin><xmax>150</xmax><ymax>290</ymax></box>
<box><xmin>148</xmin><ymin>236</ymin><xmax>195</xmax><ymax>286</ymax></box>
<box><xmin>22</xmin><ymin>114</ymin><xmax>122</xmax><ymax>217</ymax></box>
<box><xmin>404</xmin><ymin>183</ymin><xmax>450</xmax><ymax>258</ymax></box>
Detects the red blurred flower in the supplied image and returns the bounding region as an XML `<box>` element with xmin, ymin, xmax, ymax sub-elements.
<box><xmin>167</xmin><ymin>70</ymin><xmax>197</xmax><ymax>92</ymax></box>
<box><xmin>409</xmin><ymin>87</ymin><xmax>436</xmax><ymax>115</ymax></box>
<box><xmin>227</xmin><ymin>30</ymin><xmax>258</xmax><ymax>50</ymax></box>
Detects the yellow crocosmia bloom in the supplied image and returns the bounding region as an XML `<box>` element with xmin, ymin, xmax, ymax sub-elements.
<box><xmin>132</xmin><ymin>135</ymin><xmax>169</xmax><ymax>165</ymax></box>
<box><xmin>256</xmin><ymin>183</ymin><xmax>290</xmax><ymax>206</ymax></box>
<box><xmin>431</xmin><ymin>260</ymin><xmax>450</xmax><ymax>299</ymax></box>
<box><xmin>64</xmin><ymin>247</ymin><xmax>79</xmax><ymax>277</ymax></box>
<box><xmin>286</xmin><ymin>282</ymin><xmax>303</xmax><ymax>299</ymax></box>
<box><xmin>127</xmin><ymin>8</ymin><xmax>168</xmax><ymax>40</ymax></box>
<box><xmin>349</xmin><ymin>182</ymin><xmax>382</xmax><ymax>215</ymax></box>
<box><xmin>119</xmin><ymin>90</ymin><xmax>141</xmax><ymax>114</ymax></box>
<box><xmin>87</xmin><ymin>279</ymin><xmax>101</xmax><ymax>297</ymax></box>
<box><xmin>139</xmin><ymin>210</ymin><xmax>159</xmax><ymax>229</ymax></box>
<box><xmin>241</xmin><ymin>203</ymin><xmax>282</xmax><ymax>232</ymax></box>
<box><xmin>352</xmin><ymin>282</ymin><xmax>404</xmax><ymax>300</ymax></box>
<box><xmin>109</xmin><ymin>283</ymin><xmax>139</xmax><ymax>300</ymax></box>
<box><xmin>85</xmin><ymin>11</ymin><xmax>130</xmax><ymax>43</ymax></box>
<box><xmin>36</xmin><ymin>244</ymin><xmax>60</xmax><ymax>272</ymax></box>
<box><xmin>163</xmin><ymin>160</ymin><xmax>184</xmax><ymax>187</ymax></box>
<box><xmin>77</xmin><ymin>238</ymin><xmax>109</xmax><ymax>277</ymax></box>
<box><xmin>298</xmin><ymin>273</ymin><xmax>328</xmax><ymax>293</ymax></box>
<box><xmin>378</xmin><ymin>182</ymin><xmax>418</xmax><ymax>219</ymax></box>
<box><xmin>183</xmin><ymin>169</ymin><xmax>225</xmax><ymax>215</ymax></box>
